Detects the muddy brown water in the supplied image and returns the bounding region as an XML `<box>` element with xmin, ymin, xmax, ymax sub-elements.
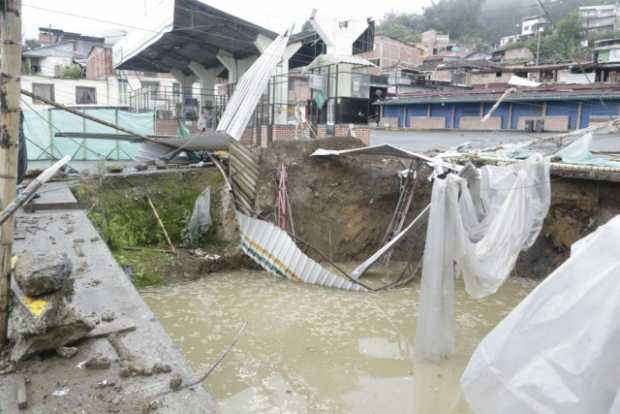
<box><xmin>141</xmin><ymin>269</ymin><xmax>537</xmax><ymax>413</ymax></box>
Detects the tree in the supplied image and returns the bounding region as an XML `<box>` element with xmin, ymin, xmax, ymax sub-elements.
<box><xmin>377</xmin><ymin>0</ymin><xmax>486</xmax><ymax>45</ymax></box>
<box><xmin>377</xmin><ymin>12</ymin><xmax>426</xmax><ymax>43</ymax></box>
<box><xmin>423</xmin><ymin>0</ymin><xmax>486</xmax><ymax>40</ymax></box>
<box><xmin>526</xmin><ymin>12</ymin><xmax>586</xmax><ymax>63</ymax></box>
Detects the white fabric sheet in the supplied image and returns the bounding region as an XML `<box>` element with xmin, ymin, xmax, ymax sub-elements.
<box><xmin>415</xmin><ymin>156</ymin><xmax>551</xmax><ymax>362</ymax></box>
<box><xmin>462</xmin><ymin>215</ymin><xmax>620</xmax><ymax>414</ymax></box>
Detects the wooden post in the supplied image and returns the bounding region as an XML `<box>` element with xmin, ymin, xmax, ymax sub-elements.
<box><xmin>0</xmin><ymin>0</ymin><xmax>22</xmax><ymax>347</ymax></box>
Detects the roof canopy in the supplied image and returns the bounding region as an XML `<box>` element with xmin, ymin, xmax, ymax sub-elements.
<box><xmin>113</xmin><ymin>0</ymin><xmax>277</xmax><ymax>75</ymax></box>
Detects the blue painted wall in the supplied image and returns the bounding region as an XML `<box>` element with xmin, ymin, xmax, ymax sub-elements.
<box><xmin>454</xmin><ymin>103</ymin><xmax>481</xmax><ymax>128</ymax></box>
<box><xmin>580</xmin><ymin>100</ymin><xmax>620</xmax><ymax>129</ymax></box>
<box><xmin>385</xmin><ymin>99</ymin><xmax>620</xmax><ymax>130</ymax></box>
<box><xmin>430</xmin><ymin>103</ymin><xmax>453</xmax><ymax>128</ymax></box>
<box><xmin>405</xmin><ymin>104</ymin><xmax>428</xmax><ymax>128</ymax></box>
<box><xmin>510</xmin><ymin>103</ymin><xmax>543</xmax><ymax>129</ymax></box>
<box><xmin>546</xmin><ymin>102</ymin><xmax>579</xmax><ymax>130</ymax></box>
<box><xmin>483</xmin><ymin>102</ymin><xmax>511</xmax><ymax>129</ymax></box>
<box><xmin>383</xmin><ymin>105</ymin><xmax>403</xmax><ymax>127</ymax></box>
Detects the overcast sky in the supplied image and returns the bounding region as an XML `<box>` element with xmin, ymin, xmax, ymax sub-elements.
<box><xmin>22</xmin><ymin>0</ymin><xmax>431</xmax><ymax>40</ymax></box>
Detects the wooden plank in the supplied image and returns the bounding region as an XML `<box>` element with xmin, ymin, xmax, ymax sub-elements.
<box><xmin>16</xmin><ymin>374</ymin><xmax>27</xmax><ymax>410</ymax></box>
<box><xmin>86</xmin><ymin>320</ymin><xmax>137</xmax><ymax>339</ymax></box>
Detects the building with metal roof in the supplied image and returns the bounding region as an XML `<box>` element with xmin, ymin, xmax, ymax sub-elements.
<box><xmin>376</xmin><ymin>84</ymin><xmax>620</xmax><ymax>131</ymax></box>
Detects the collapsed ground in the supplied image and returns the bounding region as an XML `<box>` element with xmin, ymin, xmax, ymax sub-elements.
<box><xmin>74</xmin><ymin>137</ymin><xmax>620</xmax><ymax>288</ymax></box>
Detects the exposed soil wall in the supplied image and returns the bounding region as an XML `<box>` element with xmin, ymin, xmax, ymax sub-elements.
<box><xmin>517</xmin><ymin>178</ymin><xmax>620</xmax><ymax>278</ymax></box>
<box><xmin>253</xmin><ymin>138</ymin><xmax>620</xmax><ymax>279</ymax></box>
<box><xmin>254</xmin><ymin>138</ymin><xmax>432</xmax><ymax>262</ymax></box>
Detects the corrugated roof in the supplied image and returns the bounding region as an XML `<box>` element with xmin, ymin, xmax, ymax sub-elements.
<box><xmin>23</xmin><ymin>42</ymin><xmax>75</xmax><ymax>58</ymax></box>
<box><xmin>378</xmin><ymin>85</ymin><xmax>620</xmax><ymax>105</ymax></box>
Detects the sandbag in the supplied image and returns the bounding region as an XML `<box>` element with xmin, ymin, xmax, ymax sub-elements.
<box><xmin>461</xmin><ymin>216</ymin><xmax>620</xmax><ymax>414</ymax></box>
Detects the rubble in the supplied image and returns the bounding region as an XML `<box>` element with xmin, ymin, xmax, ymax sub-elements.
<box><xmin>14</xmin><ymin>252</ymin><xmax>72</xmax><ymax>297</ymax></box>
<box><xmin>169</xmin><ymin>374</ymin><xmax>183</xmax><ymax>390</ymax></box>
<box><xmin>84</xmin><ymin>354</ymin><xmax>112</xmax><ymax>370</ymax></box>
<box><xmin>101</xmin><ymin>311</ymin><xmax>116</xmax><ymax>323</ymax></box>
<box><xmin>8</xmin><ymin>276</ymin><xmax>95</xmax><ymax>362</ymax></box>
<box><xmin>56</xmin><ymin>346</ymin><xmax>79</xmax><ymax>359</ymax></box>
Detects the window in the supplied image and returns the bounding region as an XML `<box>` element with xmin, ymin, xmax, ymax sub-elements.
<box><xmin>118</xmin><ymin>79</ymin><xmax>128</xmax><ymax>105</ymax></box>
<box><xmin>32</xmin><ymin>83</ymin><xmax>54</xmax><ymax>104</ymax></box>
<box><xmin>172</xmin><ymin>82</ymin><xmax>181</xmax><ymax>97</ymax></box>
<box><xmin>141</xmin><ymin>81</ymin><xmax>160</xmax><ymax>98</ymax></box>
<box><xmin>496</xmin><ymin>72</ymin><xmax>503</xmax><ymax>78</ymax></box>
<box><xmin>76</xmin><ymin>87</ymin><xmax>97</xmax><ymax>105</ymax></box>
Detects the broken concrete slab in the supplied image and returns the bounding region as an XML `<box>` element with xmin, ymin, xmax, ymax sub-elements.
<box><xmin>1</xmin><ymin>182</ymin><xmax>216</xmax><ymax>413</ymax></box>
<box><xmin>56</xmin><ymin>346</ymin><xmax>78</xmax><ymax>359</ymax></box>
<box><xmin>8</xmin><ymin>287</ymin><xmax>95</xmax><ymax>362</ymax></box>
<box><xmin>14</xmin><ymin>252</ymin><xmax>72</xmax><ymax>297</ymax></box>
<box><xmin>83</xmin><ymin>354</ymin><xmax>112</xmax><ymax>370</ymax></box>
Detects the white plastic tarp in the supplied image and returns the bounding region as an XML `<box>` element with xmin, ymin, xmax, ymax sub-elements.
<box><xmin>555</xmin><ymin>132</ymin><xmax>620</xmax><ymax>167</ymax></box>
<box><xmin>415</xmin><ymin>156</ymin><xmax>551</xmax><ymax>362</ymax></box>
<box><xmin>461</xmin><ymin>215</ymin><xmax>620</xmax><ymax>414</ymax></box>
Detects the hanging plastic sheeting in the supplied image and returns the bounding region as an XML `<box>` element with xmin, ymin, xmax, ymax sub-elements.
<box><xmin>185</xmin><ymin>188</ymin><xmax>213</xmax><ymax>247</ymax></box>
<box><xmin>461</xmin><ymin>216</ymin><xmax>620</xmax><ymax>414</ymax></box>
<box><xmin>555</xmin><ymin>132</ymin><xmax>620</xmax><ymax>167</ymax></box>
<box><xmin>236</xmin><ymin>211</ymin><xmax>367</xmax><ymax>291</ymax></box>
<box><xmin>415</xmin><ymin>156</ymin><xmax>551</xmax><ymax>362</ymax></box>
<box><xmin>217</xmin><ymin>29</ymin><xmax>292</xmax><ymax>141</ymax></box>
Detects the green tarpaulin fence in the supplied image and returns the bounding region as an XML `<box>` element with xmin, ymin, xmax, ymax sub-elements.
<box><xmin>23</xmin><ymin>108</ymin><xmax>155</xmax><ymax>161</ymax></box>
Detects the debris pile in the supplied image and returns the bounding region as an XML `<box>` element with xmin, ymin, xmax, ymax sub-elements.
<box><xmin>8</xmin><ymin>252</ymin><xmax>95</xmax><ymax>362</ymax></box>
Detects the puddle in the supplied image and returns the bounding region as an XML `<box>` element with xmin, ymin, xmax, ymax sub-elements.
<box><xmin>141</xmin><ymin>270</ymin><xmax>537</xmax><ymax>413</ymax></box>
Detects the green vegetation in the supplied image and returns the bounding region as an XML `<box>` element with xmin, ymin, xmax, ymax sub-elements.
<box><xmin>74</xmin><ymin>170</ymin><xmax>223</xmax><ymax>287</ymax></box>
<box><xmin>113</xmin><ymin>249</ymin><xmax>175</xmax><ymax>288</ymax></box>
<box><xmin>377</xmin><ymin>0</ymin><xmax>618</xmax><ymax>62</ymax></box>
<box><xmin>524</xmin><ymin>12</ymin><xmax>590</xmax><ymax>63</ymax></box>
<box><xmin>62</xmin><ymin>64</ymin><xmax>83</xmax><ymax>79</ymax></box>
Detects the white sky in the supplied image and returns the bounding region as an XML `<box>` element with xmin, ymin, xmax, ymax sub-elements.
<box><xmin>22</xmin><ymin>0</ymin><xmax>431</xmax><ymax>40</ymax></box>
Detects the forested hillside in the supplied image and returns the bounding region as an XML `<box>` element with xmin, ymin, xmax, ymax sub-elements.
<box><xmin>378</xmin><ymin>0</ymin><xmax>617</xmax><ymax>55</ymax></box>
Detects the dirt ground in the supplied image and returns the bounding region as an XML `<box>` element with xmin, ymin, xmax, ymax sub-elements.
<box><xmin>252</xmin><ymin>138</ymin><xmax>620</xmax><ymax>279</ymax></box>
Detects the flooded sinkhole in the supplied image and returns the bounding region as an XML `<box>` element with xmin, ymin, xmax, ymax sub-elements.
<box><xmin>141</xmin><ymin>269</ymin><xmax>538</xmax><ymax>413</ymax></box>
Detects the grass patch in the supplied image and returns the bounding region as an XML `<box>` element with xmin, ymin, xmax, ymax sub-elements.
<box><xmin>74</xmin><ymin>170</ymin><xmax>223</xmax><ymax>287</ymax></box>
<box><xmin>113</xmin><ymin>249</ymin><xmax>176</xmax><ymax>288</ymax></box>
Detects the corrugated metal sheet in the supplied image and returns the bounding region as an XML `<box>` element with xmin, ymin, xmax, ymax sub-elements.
<box><xmin>229</xmin><ymin>141</ymin><xmax>258</xmax><ymax>215</ymax></box>
<box><xmin>237</xmin><ymin>211</ymin><xmax>367</xmax><ymax>291</ymax></box>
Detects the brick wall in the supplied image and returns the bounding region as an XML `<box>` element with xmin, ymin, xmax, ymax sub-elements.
<box><xmin>86</xmin><ymin>46</ymin><xmax>114</xmax><ymax>80</ymax></box>
<box><xmin>155</xmin><ymin>119</ymin><xmax>199</xmax><ymax>136</ymax></box>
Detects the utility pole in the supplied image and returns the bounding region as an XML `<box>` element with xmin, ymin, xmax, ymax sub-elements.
<box><xmin>0</xmin><ymin>0</ymin><xmax>22</xmax><ymax>347</ymax></box>
<box><xmin>536</xmin><ymin>29</ymin><xmax>542</xmax><ymax>66</ymax></box>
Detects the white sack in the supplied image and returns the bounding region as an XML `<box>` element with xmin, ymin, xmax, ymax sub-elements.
<box><xmin>461</xmin><ymin>216</ymin><xmax>620</xmax><ymax>414</ymax></box>
<box><xmin>415</xmin><ymin>157</ymin><xmax>550</xmax><ymax>362</ymax></box>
